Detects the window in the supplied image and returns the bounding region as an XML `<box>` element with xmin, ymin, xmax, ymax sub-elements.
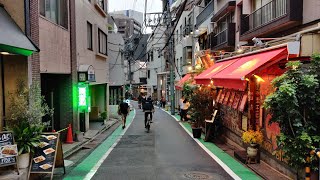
<box><xmin>151</xmin><ymin>51</ymin><xmax>154</xmax><ymax>61</ymax></box>
<box><xmin>186</xmin><ymin>46</ymin><xmax>192</xmax><ymax>64</ymax></box>
<box><xmin>40</xmin><ymin>0</ymin><xmax>68</xmax><ymax>29</ymax></box>
<box><xmin>98</xmin><ymin>0</ymin><xmax>105</xmax><ymax>11</ymax></box>
<box><xmin>98</xmin><ymin>29</ymin><xmax>107</xmax><ymax>55</ymax></box>
<box><xmin>147</xmin><ymin>70</ymin><xmax>150</xmax><ymax>79</ymax></box>
<box><xmin>179</xmin><ymin>25</ymin><xmax>182</xmax><ymax>40</ymax></box>
<box><xmin>87</xmin><ymin>22</ymin><xmax>92</xmax><ymax>50</ymax></box>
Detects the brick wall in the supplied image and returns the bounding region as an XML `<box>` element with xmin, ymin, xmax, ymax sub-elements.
<box><xmin>69</xmin><ymin>0</ymin><xmax>79</xmax><ymax>130</ymax></box>
<box><xmin>29</xmin><ymin>0</ymin><xmax>40</xmax><ymax>82</ymax></box>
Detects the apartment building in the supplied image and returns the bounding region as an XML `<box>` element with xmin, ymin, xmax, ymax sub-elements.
<box><xmin>74</xmin><ymin>0</ymin><xmax>109</xmax><ymax>131</ymax></box>
<box><xmin>109</xmin><ymin>14</ymin><xmax>142</xmax><ymax>39</ymax></box>
<box><xmin>110</xmin><ymin>9</ymin><xmax>144</xmax><ymax>27</ymax></box>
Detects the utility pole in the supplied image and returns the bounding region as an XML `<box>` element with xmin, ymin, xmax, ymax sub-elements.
<box><xmin>166</xmin><ymin>1</ymin><xmax>175</xmax><ymax>115</ymax></box>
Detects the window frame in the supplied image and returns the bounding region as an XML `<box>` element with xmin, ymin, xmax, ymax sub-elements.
<box><xmin>87</xmin><ymin>21</ymin><xmax>93</xmax><ymax>50</ymax></box>
<box><xmin>39</xmin><ymin>0</ymin><xmax>68</xmax><ymax>29</ymax></box>
<box><xmin>98</xmin><ymin>28</ymin><xmax>108</xmax><ymax>56</ymax></box>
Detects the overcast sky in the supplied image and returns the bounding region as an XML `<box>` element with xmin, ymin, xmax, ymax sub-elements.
<box><xmin>108</xmin><ymin>0</ymin><xmax>163</xmax><ymax>14</ymax></box>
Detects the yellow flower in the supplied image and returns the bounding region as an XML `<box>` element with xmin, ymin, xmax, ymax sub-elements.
<box><xmin>242</xmin><ymin>130</ymin><xmax>263</xmax><ymax>144</ymax></box>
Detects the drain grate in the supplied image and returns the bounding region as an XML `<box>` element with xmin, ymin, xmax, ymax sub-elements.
<box><xmin>183</xmin><ymin>172</ymin><xmax>210</xmax><ymax>180</ymax></box>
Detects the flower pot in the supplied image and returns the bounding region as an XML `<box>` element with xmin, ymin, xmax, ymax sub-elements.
<box><xmin>76</xmin><ymin>132</ymin><xmax>84</xmax><ymax>142</ymax></box>
<box><xmin>17</xmin><ymin>153</ymin><xmax>30</xmax><ymax>169</ymax></box>
<box><xmin>192</xmin><ymin>128</ymin><xmax>202</xmax><ymax>138</ymax></box>
<box><xmin>247</xmin><ymin>146</ymin><xmax>258</xmax><ymax>158</ymax></box>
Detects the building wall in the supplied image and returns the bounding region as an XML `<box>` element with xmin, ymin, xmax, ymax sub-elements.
<box><xmin>75</xmin><ymin>0</ymin><xmax>108</xmax><ymax>84</ymax></box>
<box><xmin>303</xmin><ymin>0</ymin><xmax>320</xmax><ymax>24</ymax></box>
<box><xmin>174</xmin><ymin>11</ymin><xmax>192</xmax><ymax>80</ymax></box>
<box><xmin>0</xmin><ymin>0</ymin><xmax>25</xmax><ymax>32</ymax></box>
<box><xmin>39</xmin><ymin>17</ymin><xmax>71</xmax><ymax>73</ymax></box>
<box><xmin>108</xmin><ymin>33</ymin><xmax>125</xmax><ymax>86</ymax></box>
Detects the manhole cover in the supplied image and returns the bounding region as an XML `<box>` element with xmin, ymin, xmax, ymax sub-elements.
<box><xmin>184</xmin><ymin>172</ymin><xmax>210</xmax><ymax>180</ymax></box>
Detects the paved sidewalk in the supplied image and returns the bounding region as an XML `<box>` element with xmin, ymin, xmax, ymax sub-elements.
<box><xmin>160</xmin><ymin>107</ymin><xmax>292</xmax><ymax>180</ymax></box>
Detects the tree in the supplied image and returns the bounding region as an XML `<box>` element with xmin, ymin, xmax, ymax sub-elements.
<box><xmin>264</xmin><ymin>54</ymin><xmax>320</xmax><ymax>173</ymax></box>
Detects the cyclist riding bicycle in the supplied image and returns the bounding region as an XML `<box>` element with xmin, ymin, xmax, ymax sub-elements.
<box><xmin>142</xmin><ymin>96</ymin><xmax>154</xmax><ymax>128</ymax></box>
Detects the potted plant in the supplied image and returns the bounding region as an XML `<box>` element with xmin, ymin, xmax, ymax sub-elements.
<box><xmin>75</xmin><ymin>130</ymin><xmax>84</xmax><ymax>142</ymax></box>
<box><xmin>5</xmin><ymin>80</ymin><xmax>53</xmax><ymax>169</ymax></box>
<box><xmin>188</xmin><ymin>86</ymin><xmax>216</xmax><ymax>138</ymax></box>
<box><xmin>242</xmin><ymin>129</ymin><xmax>263</xmax><ymax>157</ymax></box>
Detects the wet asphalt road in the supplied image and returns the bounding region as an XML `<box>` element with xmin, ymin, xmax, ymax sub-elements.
<box><xmin>92</xmin><ymin>102</ymin><xmax>233</xmax><ymax>180</ymax></box>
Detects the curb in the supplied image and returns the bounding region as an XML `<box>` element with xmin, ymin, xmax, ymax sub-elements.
<box><xmin>63</xmin><ymin>119</ymin><xmax>120</xmax><ymax>158</ymax></box>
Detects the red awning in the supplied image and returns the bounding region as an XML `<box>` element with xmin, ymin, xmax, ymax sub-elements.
<box><xmin>175</xmin><ymin>74</ymin><xmax>192</xmax><ymax>90</ymax></box>
<box><xmin>194</xmin><ymin>59</ymin><xmax>238</xmax><ymax>84</ymax></box>
<box><xmin>213</xmin><ymin>47</ymin><xmax>288</xmax><ymax>90</ymax></box>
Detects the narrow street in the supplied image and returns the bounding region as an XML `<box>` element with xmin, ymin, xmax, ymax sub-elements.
<box><xmin>91</xmin><ymin>103</ymin><xmax>233</xmax><ymax>180</ymax></box>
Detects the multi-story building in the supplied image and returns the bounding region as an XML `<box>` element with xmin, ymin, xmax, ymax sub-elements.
<box><xmin>74</xmin><ymin>0</ymin><xmax>109</xmax><ymax>131</ymax></box>
<box><xmin>109</xmin><ymin>14</ymin><xmax>142</xmax><ymax>39</ymax></box>
<box><xmin>0</xmin><ymin>1</ymin><xmax>38</xmax><ymax>130</ymax></box>
<box><xmin>110</xmin><ymin>9</ymin><xmax>144</xmax><ymax>27</ymax></box>
<box><xmin>108</xmin><ymin>17</ymin><xmax>126</xmax><ymax>105</ymax></box>
<box><xmin>37</xmin><ymin>0</ymin><xmax>75</xmax><ymax>134</ymax></box>
<box><xmin>146</xmin><ymin>25</ymin><xmax>167</xmax><ymax>100</ymax></box>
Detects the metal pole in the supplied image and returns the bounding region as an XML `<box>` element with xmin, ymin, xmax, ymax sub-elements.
<box><xmin>167</xmin><ymin>1</ymin><xmax>175</xmax><ymax>115</ymax></box>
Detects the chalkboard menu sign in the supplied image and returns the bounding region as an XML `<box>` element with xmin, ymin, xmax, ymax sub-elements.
<box><xmin>30</xmin><ymin>133</ymin><xmax>59</xmax><ymax>173</ymax></box>
<box><xmin>0</xmin><ymin>131</ymin><xmax>18</xmax><ymax>167</ymax></box>
<box><xmin>29</xmin><ymin>132</ymin><xmax>64</xmax><ymax>180</ymax></box>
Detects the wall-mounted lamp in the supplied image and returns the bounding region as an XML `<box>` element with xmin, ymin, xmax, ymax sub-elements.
<box><xmin>188</xmin><ymin>66</ymin><xmax>193</xmax><ymax>71</ymax></box>
<box><xmin>241</xmin><ymin>76</ymin><xmax>250</xmax><ymax>81</ymax></box>
<box><xmin>253</xmin><ymin>75</ymin><xmax>265</xmax><ymax>82</ymax></box>
<box><xmin>252</xmin><ymin>37</ymin><xmax>264</xmax><ymax>47</ymax></box>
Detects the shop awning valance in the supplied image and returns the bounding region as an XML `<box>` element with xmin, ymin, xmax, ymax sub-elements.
<box><xmin>194</xmin><ymin>59</ymin><xmax>237</xmax><ymax>85</ymax></box>
<box><xmin>195</xmin><ymin>47</ymin><xmax>288</xmax><ymax>90</ymax></box>
<box><xmin>175</xmin><ymin>74</ymin><xmax>193</xmax><ymax>90</ymax></box>
<box><xmin>0</xmin><ymin>6</ymin><xmax>39</xmax><ymax>56</ymax></box>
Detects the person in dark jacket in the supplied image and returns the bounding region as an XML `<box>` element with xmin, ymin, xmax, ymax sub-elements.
<box><xmin>118</xmin><ymin>100</ymin><xmax>130</xmax><ymax>129</ymax></box>
<box><xmin>142</xmin><ymin>96</ymin><xmax>154</xmax><ymax>128</ymax></box>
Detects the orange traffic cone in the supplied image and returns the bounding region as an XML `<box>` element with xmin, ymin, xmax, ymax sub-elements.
<box><xmin>65</xmin><ymin>124</ymin><xmax>74</xmax><ymax>144</ymax></box>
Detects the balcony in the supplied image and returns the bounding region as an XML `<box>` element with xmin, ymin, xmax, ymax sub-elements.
<box><xmin>211</xmin><ymin>23</ymin><xmax>235</xmax><ymax>51</ymax></box>
<box><xmin>240</xmin><ymin>0</ymin><xmax>302</xmax><ymax>41</ymax></box>
<box><xmin>196</xmin><ymin>0</ymin><xmax>214</xmax><ymax>28</ymax></box>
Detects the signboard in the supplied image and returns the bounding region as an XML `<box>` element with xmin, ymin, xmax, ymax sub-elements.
<box><xmin>29</xmin><ymin>133</ymin><xmax>65</xmax><ymax>180</ymax></box>
<box><xmin>78</xmin><ymin>83</ymin><xmax>90</xmax><ymax>112</ymax></box>
<box><xmin>0</xmin><ymin>132</ymin><xmax>18</xmax><ymax>169</ymax></box>
<box><xmin>87</xmin><ymin>66</ymin><xmax>95</xmax><ymax>82</ymax></box>
<box><xmin>239</xmin><ymin>94</ymin><xmax>248</xmax><ymax>112</ymax></box>
<box><xmin>78</xmin><ymin>72</ymin><xmax>87</xmax><ymax>82</ymax></box>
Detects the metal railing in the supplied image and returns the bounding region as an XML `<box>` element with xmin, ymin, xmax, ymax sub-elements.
<box><xmin>214</xmin><ymin>29</ymin><xmax>227</xmax><ymax>45</ymax></box>
<box><xmin>196</xmin><ymin>0</ymin><xmax>214</xmax><ymax>27</ymax></box>
<box><xmin>248</xmin><ymin>0</ymin><xmax>287</xmax><ymax>30</ymax></box>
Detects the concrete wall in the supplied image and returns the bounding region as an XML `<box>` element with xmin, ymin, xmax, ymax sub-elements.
<box><xmin>39</xmin><ymin>17</ymin><xmax>71</xmax><ymax>73</ymax></box>
<box><xmin>108</xmin><ymin>33</ymin><xmax>125</xmax><ymax>86</ymax></box>
<box><xmin>146</xmin><ymin>25</ymin><xmax>167</xmax><ymax>95</ymax></box>
<box><xmin>174</xmin><ymin>11</ymin><xmax>192</xmax><ymax>80</ymax></box>
<box><xmin>303</xmin><ymin>0</ymin><xmax>320</xmax><ymax>24</ymax></box>
<box><xmin>0</xmin><ymin>0</ymin><xmax>25</xmax><ymax>32</ymax></box>
<box><xmin>75</xmin><ymin>0</ymin><xmax>108</xmax><ymax>84</ymax></box>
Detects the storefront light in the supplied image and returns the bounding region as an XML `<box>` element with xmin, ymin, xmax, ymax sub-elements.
<box><xmin>254</xmin><ymin>75</ymin><xmax>265</xmax><ymax>82</ymax></box>
<box><xmin>0</xmin><ymin>52</ymin><xmax>10</xmax><ymax>55</ymax></box>
<box><xmin>188</xmin><ymin>66</ymin><xmax>193</xmax><ymax>71</ymax></box>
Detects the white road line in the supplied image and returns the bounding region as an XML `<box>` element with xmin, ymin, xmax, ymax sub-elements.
<box><xmin>161</xmin><ymin>108</ymin><xmax>241</xmax><ymax>180</ymax></box>
<box><xmin>84</xmin><ymin>109</ymin><xmax>136</xmax><ymax>180</ymax></box>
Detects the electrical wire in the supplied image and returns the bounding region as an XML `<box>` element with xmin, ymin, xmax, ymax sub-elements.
<box><xmin>109</xmin><ymin>48</ymin><xmax>121</xmax><ymax>70</ymax></box>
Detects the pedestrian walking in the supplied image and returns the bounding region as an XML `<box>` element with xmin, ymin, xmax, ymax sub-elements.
<box><xmin>179</xmin><ymin>95</ymin><xmax>185</xmax><ymax>117</ymax></box>
<box><xmin>180</xmin><ymin>98</ymin><xmax>190</xmax><ymax>121</ymax></box>
<box><xmin>161</xmin><ymin>96</ymin><xmax>166</xmax><ymax>108</ymax></box>
<box><xmin>118</xmin><ymin>100</ymin><xmax>130</xmax><ymax>129</ymax></box>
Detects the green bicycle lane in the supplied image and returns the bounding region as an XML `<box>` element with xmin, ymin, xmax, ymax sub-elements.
<box><xmin>162</xmin><ymin>108</ymin><xmax>261</xmax><ymax>180</ymax></box>
<box><xmin>63</xmin><ymin>110</ymin><xmax>136</xmax><ymax>180</ymax></box>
